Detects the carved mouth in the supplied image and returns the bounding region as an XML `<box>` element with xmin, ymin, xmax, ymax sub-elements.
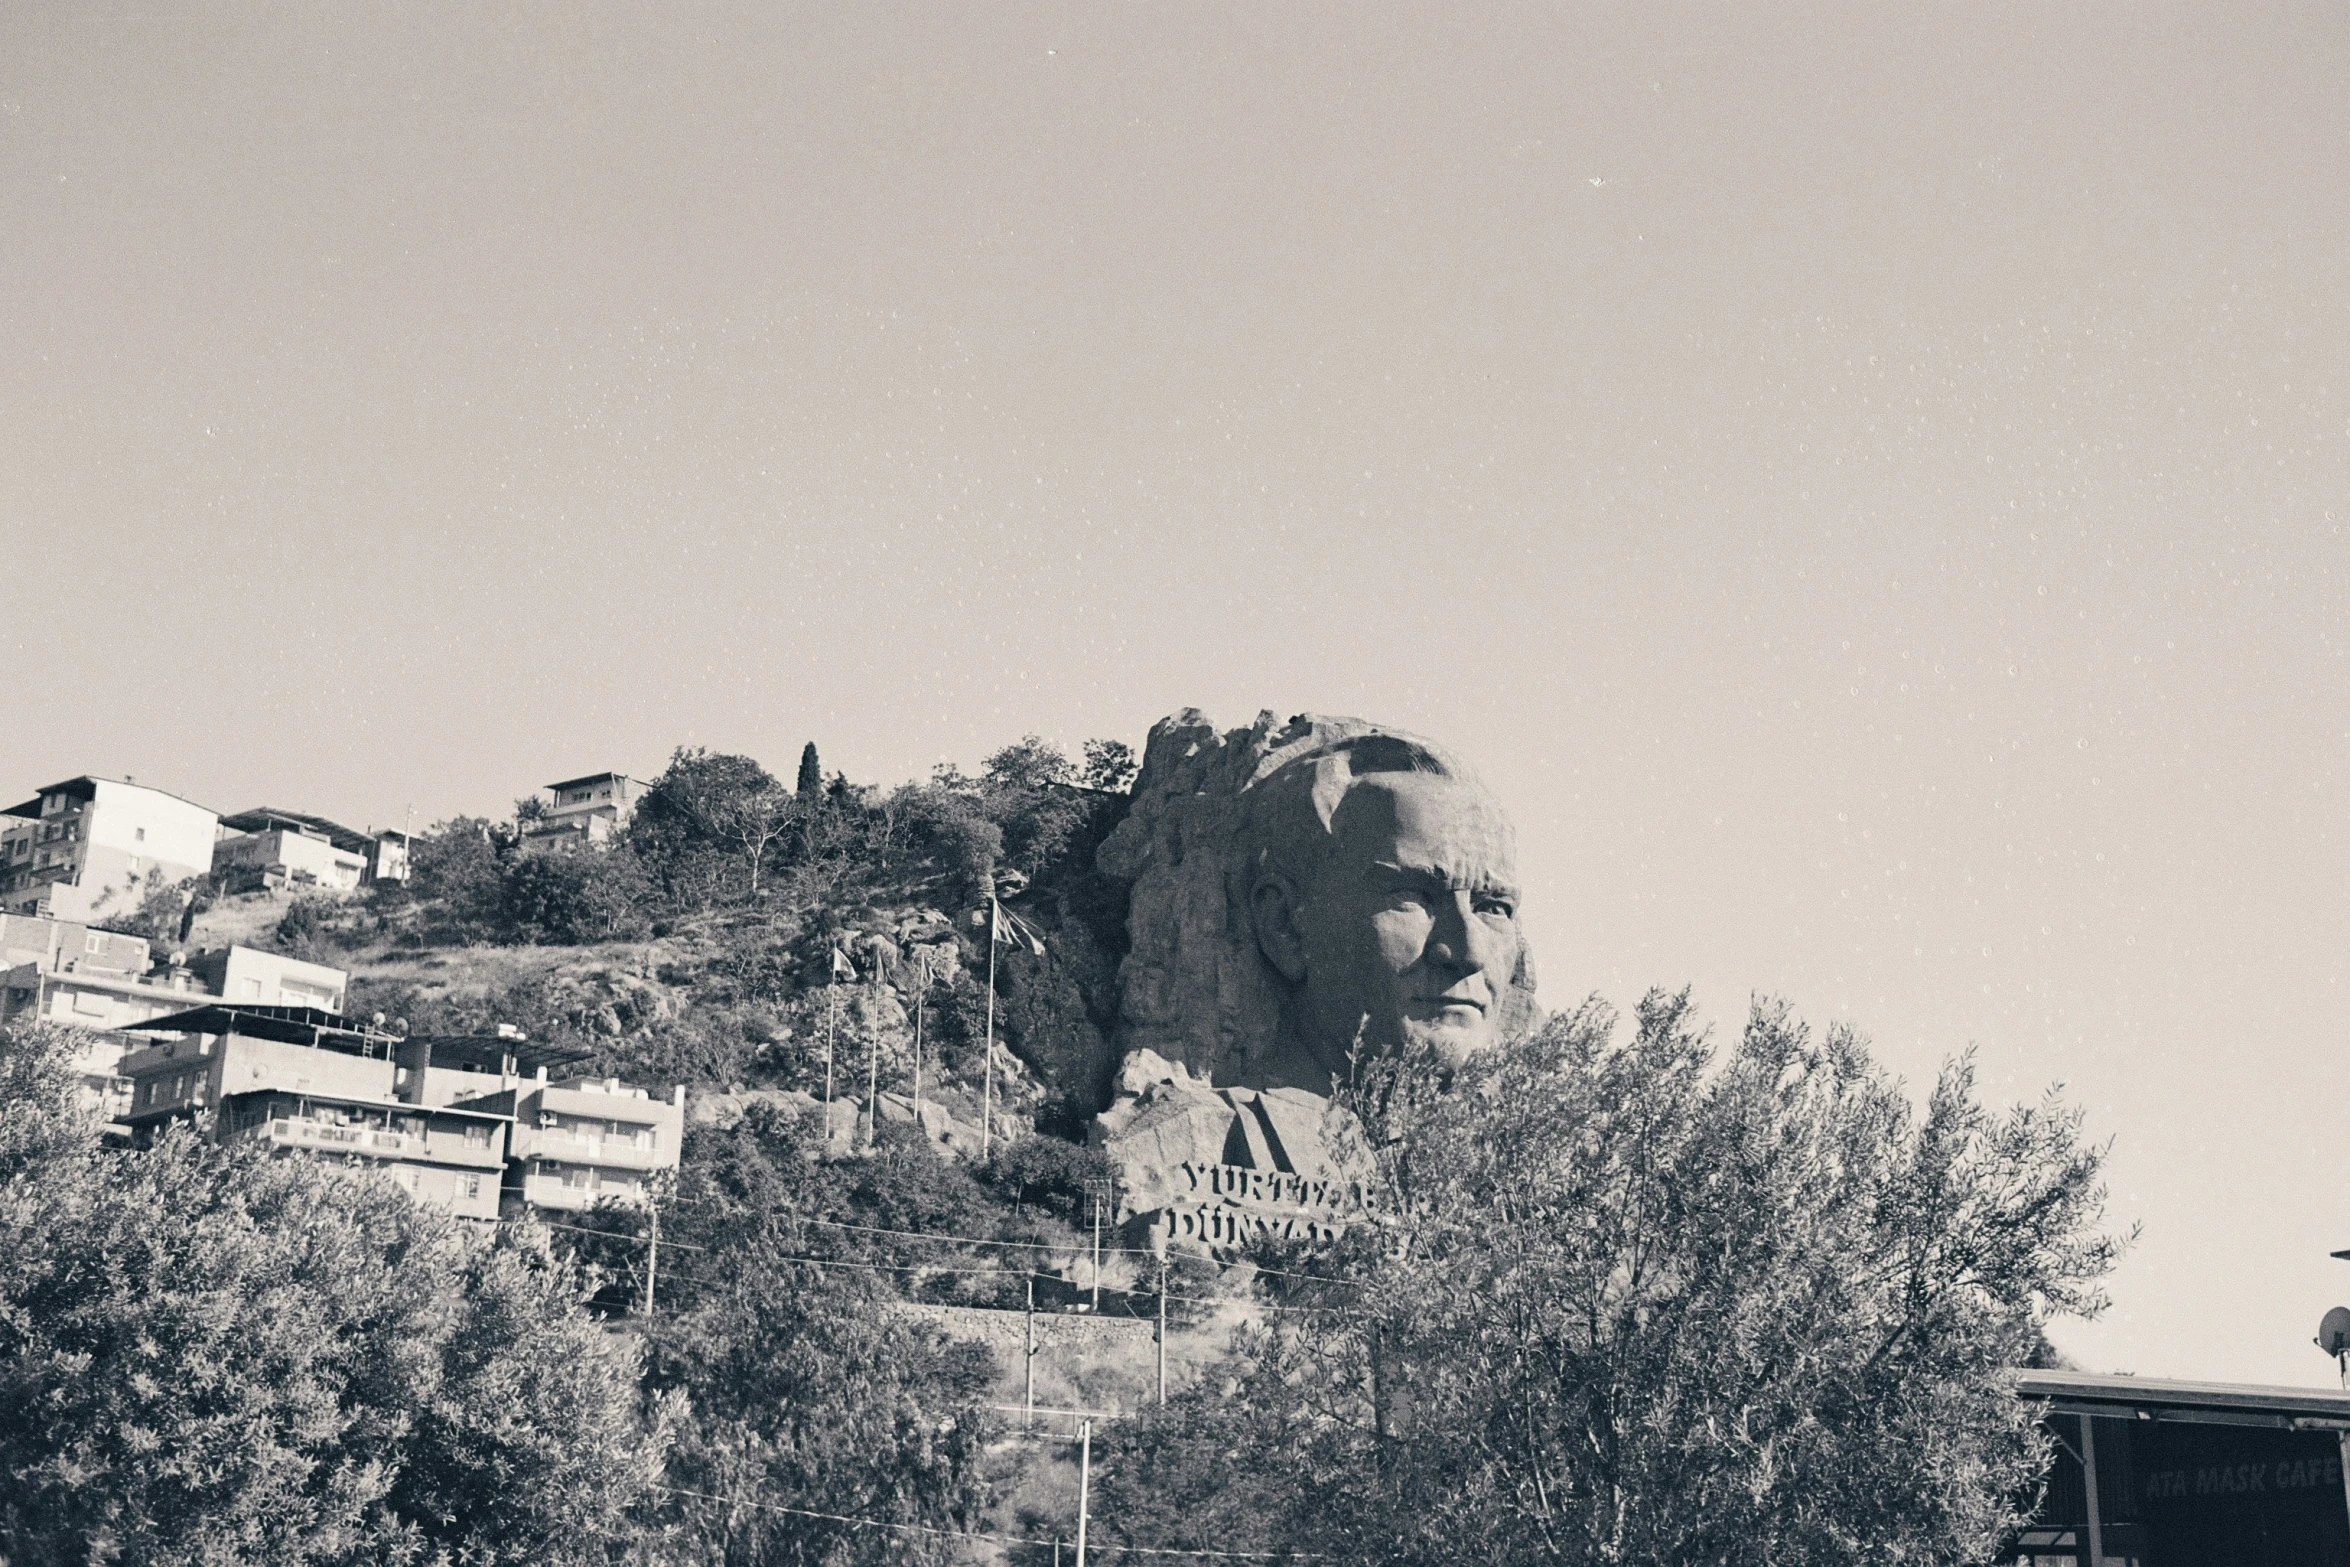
<box><xmin>1412</xmin><ymin>992</ymin><xmax>1488</xmax><ymax>1018</ymax></box>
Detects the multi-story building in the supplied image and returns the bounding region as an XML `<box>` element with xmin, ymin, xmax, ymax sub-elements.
<box><xmin>519</xmin><ymin>772</ymin><xmax>644</xmax><ymax>854</ymax></box>
<box><xmin>214</xmin><ymin>810</ymin><xmax>367</xmax><ymax>894</ymax></box>
<box><xmin>0</xmin><ymin>915</ymin><xmax>212</xmax><ymax>1117</ymax></box>
<box><xmin>451</xmin><ymin>1072</ymin><xmax>686</xmax><ymax>1212</ymax></box>
<box><xmin>113</xmin><ymin>1008</ymin><xmax>683</xmax><ymax>1219</ymax></box>
<box><xmin>187</xmin><ymin>945</ymin><xmax>349</xmax><ymax>1011</ymax></box>
<box><xmin>117</xmin><ymin>1006</ymin><xmax>534</xmax><ymax>1221</ymax></box>
<box><xmin>214</xmin><ymin>807</ymin><xmax>410</xmax><ymax>893</ymax></box>
<box><xmin>0</xmin><ymin>777</ymin><xmax>218</xmax><ymax>920</ymax></box>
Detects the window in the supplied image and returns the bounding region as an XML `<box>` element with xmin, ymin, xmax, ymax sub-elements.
<box><xmin>134</xmin><ymin>827</ymin><xmax>145</xmax><ymax>842</ymax></box>
<box><xmin>464</xmin><ymin>1123</ymin><xmax>491</xmax><ymax>1149</ymax></box>
<box><xmin>461</xmin><ymin>1174</ymin><xmax>481</xmax><ymax>1200</ymax></box>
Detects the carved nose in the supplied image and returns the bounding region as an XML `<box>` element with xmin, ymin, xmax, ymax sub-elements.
<box><xmin>1426</xmin><ymin>892</ymin><xmax>1477</xmax><ymax>969</ymax></box>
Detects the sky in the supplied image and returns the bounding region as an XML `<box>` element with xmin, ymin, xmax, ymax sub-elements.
<box><xmin>5</xmin><ymin>1</ymin><xmax>2347</xmax><ymax>1384</ymax></box>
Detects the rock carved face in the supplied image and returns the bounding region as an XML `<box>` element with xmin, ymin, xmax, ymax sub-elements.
<box><xmin>1251</xmin><ymin>771</ymin><xmax>1521</xmax><ymax>1086</ymax></box>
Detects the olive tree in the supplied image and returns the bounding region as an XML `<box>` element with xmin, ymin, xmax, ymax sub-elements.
<box><xmin>1092</xmin><ymin>992</ymin><xmax>2125</xmax><ymax>1566</ymax></box>
<box><xmin>0</xmin><ymin>1022</ymin><xmax>665</xmax><ymax>1566</ymax></box>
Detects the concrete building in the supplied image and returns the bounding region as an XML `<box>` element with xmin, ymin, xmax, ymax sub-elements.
<box><xmin>214</xmin><ymin>807</ymin><xmax>410</xmax><ymax>893</ymax></box>
<box><xmin>451</xmin><ymin>1072</ymin><xmax>686</xmax><ymax>1212</ymax></box>
<box><xmin>214</xmin><ymin>811</ymin><xmax>366</xmax><ymax>894</ymax></box>
<box><xmin>187</xmin><ymin>945</ymin><xmax>349</xmax><ymax>1011</ymax></box>
<box><xmin>0</xmin><ymin>914</ymin><xmax>210</xmax><ymax>1117</ymax></box>
<box><xmin>2008</xmin><ymin>1371</ymin><xmax>2350</xmax><ymax>1564</ymax></box>
<box><xmin>117</xmin><ymin>1006</ymin><xmax>534</xmax><ymax>1221</ymax></box>
<box><xmin>113</xmin><ymin>1006</ymin><xmax>681</xmax><ymax>1220</ymax></box>
<box><xmin>520</xmin><ymin>772</ymin><xmax>644</xmax><ymax>854</ymax></box>
<box><xmin>0</xmin><ymin>777</ymin><xmax>218</xmax><ymax>921</ymax></box>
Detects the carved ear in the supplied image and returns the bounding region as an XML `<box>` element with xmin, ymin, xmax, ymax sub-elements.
<box><xmin>1251</xmin><ymin>875</ymin><xmax>1310</xmax><ymax>983</ymax></box>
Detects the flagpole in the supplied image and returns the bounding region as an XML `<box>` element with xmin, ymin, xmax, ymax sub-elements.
<box><xmin>982</xmin><ymin>895</ymin><xmax>998</xmax><ymax>1161</ymax></box>
<box><xmin>823</xmin><ymin>977</ymin><xmax>836</xmax><ymax>1113</ymax></box>
<box><xmin>864</xmin><ymin>954</ymin><xmax>880</xmax><ymax>1151</ymax></box>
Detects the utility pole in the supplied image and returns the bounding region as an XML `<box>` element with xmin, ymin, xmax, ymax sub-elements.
<box><xmin>1091</xmin><ymin>1188</ymin><xmax>1104</xmax><ymax>1312</ymax></box>
<box><xmin>1075</xmin><ymin>1418</ymin><xmax>1092</xmax><ymax>1567</ymax></box>
<box><xmin>1156</xmin><ymin>1254</ymin><xmax>1168</xmax><ymax>1405</ymax></box>
<box><xmin>912</xmin><ymin>961</ymin><xmax>926</xmax><ymax>1123</ymax></box>
<box><xmin>822</xmin><ymin>977</ymin><xmax>837</xmax><ymax>1114</ymax></box>
<box><xmin>1024</xmin><ymin>1274</ymin><xmax>1038</xmax><ymax>1429</ymax></box>
<box><xmin>642</xmin><ymin>1200</ymin><xmax>660</xmax><ymax>1317</ymax></box>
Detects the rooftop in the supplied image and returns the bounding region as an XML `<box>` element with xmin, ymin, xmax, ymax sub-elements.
<box><xmin>413</xmin><ymin>1032</ymin><xmax>593</xmax><ymax>1074</ymax></box>
<box><xmin>217</xmin><ymin>807</ymin><xmax>380</xmax><ymax>854</ymax></box>
<box><xmin>116</xmin><ymin>1004</ymin><xmax>595</xmax><ymax>1072</ymax></box>
<box><xmin>545</xmin><ymin>771</ymin><xmax>637</xmax><ymax>793</ymax></box>
<box><xmin>4</xmin><ymin>775</ymin><xmax>216</xmax><ymax>820</ymax></box>
<box><xmin>119</xmin><ymin>1004</ymin><xmax>392</xmax><ymax>1054</ymax></box>
<box><xmin>2012</xmin><ymin>1369</ymin><xmax>2350</xmax><ymax>1429</ymax></box>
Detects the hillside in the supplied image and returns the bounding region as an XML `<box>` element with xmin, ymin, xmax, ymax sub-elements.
<box><xmin>194</xmin><ymin>738</ymin><xmax>1142</xmax><ymax>1141</ymax></box>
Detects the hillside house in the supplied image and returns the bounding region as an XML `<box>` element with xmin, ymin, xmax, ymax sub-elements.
<box><xmin>114</xmin><ymin>1007</ymin><xmax>682</xmax><ymax>1221</ymax></box>
<box><xmin>0</xmin><ymin>777</ymin><xmax>217</xmax><ymax>921</ymax></box>
<box><xmin>116</xmin><ymin>1007</ymin><xmax>546</xmax><ymax>1221</ymax></box>
<box><xmin>214</xmin><ymin>807</ymin><xmax>409</xmax><ymax>893</ymax></box>
<box><xmin>450</xmin><ymin>1072</ymin><xmax>686</xmax><ymax>1213</ymax></box>
<box><xmin>0</xmin><ymin>914</ymin><xmax>211</xmax><ymax>1116</ymax></box>
<box><xmin>519</xmin><ymin>772</ymin><xmax>643</xmax><ymax>854</ymax></box>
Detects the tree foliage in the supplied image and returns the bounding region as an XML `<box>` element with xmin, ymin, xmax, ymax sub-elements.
<box><xmin>501</xmin><ymin>848</ymin><xmax>656</xmax><ymax>944</ymax></box>
<box><xmin>639</xmin><ymin>1104</ymin><xmax>1001</xmax><ymax>1564</ymax></box>
<box><xmin>1080</xmin><ymin>738</ymin><xmax>1138</xmax><ymax>793</ymax></box>
<box><xmin>631</xmin><ymin>748</ymin><xmax>797</xmax><ymax>903</ymax></box>
<box><xmin>404</xmin><ymin>816</ymin><xmax>512</xmax><ymax>940</ymax></box>
<box><xmin>1093</xmin><ymin>992</ymin><xmax>2124</xmax><ymax>1566</ymax></box>
<box><xmin>0</xmin><ymin>1022</ymin><xmax>663</xmax><ymax>1566</ymax></box>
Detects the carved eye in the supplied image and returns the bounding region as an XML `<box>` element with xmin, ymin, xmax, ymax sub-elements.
<box><xmin>1474</xmin><ymin>895</ymin><xmax>1517</xmax><ymax>921</ymax></box>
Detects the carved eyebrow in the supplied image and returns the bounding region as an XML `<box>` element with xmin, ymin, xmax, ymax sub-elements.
<box><xmin>1367</xmin><ymin>860</ymin><xmax>1521</xmax><ymax>898</ymax></box>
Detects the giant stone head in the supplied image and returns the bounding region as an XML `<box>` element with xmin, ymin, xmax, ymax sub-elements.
<box><xmin>1097</xmin><ymin>711</ymin><xmax>1538</xmax><ymax>1095</ymax></box>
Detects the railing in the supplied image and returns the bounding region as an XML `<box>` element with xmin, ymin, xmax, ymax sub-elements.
<box><xmin>263</xmin><ymin>1118</ymin><xmax>420</xmax><ymax>1158</ymax></box>
<box><xmin>514</xmin><ymin>1127</ymin><xmax>662</xmax><ymax>1169</ymax></box>
<box><xmin>516</xmin><ymin>1172</ymin><xmax>651</xmax><ymax>1211</ymax></box>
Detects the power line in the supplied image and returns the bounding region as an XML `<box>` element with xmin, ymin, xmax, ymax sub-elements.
<box><xmin>648</xmin><ymin>1483</ymin><xmax>1327</xmax><ymax>1559</ymax></box>
<box><xmin>528</xmin><ymin>1219</ymin><xmax>1360</xmax><ymax>1316</ymax></box>
<box><xmin>640</xmin><ymin>1197</ymin><xmax>1369</xmax><ymax>1288</ymax></box>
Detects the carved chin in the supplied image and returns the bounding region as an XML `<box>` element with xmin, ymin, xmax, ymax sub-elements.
<box><xmin>1399</xmin><ymin>1014</ymin><xmax>1496</xmax><ymax>1066</ymax></box>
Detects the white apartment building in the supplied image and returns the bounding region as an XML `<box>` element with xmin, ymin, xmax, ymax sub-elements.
<box><xmin>214</xmin><ymin>807</ymin><xmax>410</xmax><ymax>893</ymax></box>
<box><xmin>519</xmin><ymin>772</ymin><xmax>644</xmax><ymax>854</ymax></box>
<box><xmin>0</xmin><ymin>777</ymin><xmax>217</xmax><ymax>921</ymax></box>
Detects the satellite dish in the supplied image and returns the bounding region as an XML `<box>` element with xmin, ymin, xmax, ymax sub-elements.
<box><xmin>2315</xmin><ymin>1306</ymin><xmax>2350</xmax><ymax>1357</ymax></box>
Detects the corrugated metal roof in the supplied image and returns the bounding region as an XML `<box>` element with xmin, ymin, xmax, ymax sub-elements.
<box><xmin>2013</xmin><ymin>1368</ymin><xmax>2350</xmax><ymax>1428</ymax></box>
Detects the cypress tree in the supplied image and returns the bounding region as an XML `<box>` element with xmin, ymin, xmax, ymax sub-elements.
<box><xmin>795</xmin><ymin>742</ymin><xmax>823</xmax><ymax>799</ymax></box>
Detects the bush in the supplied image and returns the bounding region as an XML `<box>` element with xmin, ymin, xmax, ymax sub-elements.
<box><xmin>0</xmin><ymin>1022</ymin><xmax>664</xmax><ymax>1565</ymax></box>
<box><xmin>500</xmin><ymin>849</ymin><xmax>655</xmax><ymax>944</ymax></box>
<box><xmin>983</xmin><ymin>1134</ymin><xmax>1114</xmax><ymax>1223</ymax></box>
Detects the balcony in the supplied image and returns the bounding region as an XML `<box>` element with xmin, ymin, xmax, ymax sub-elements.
<box><xmin>511</xmin><ymin>1125</ymin><xmax>666</xmax><ymax>1171</ymax></box>
<box><xmin>249</xmin><ymin>1116</ymin><xmax>507</xmax><ymax>1169</ymax></box>
<box><xmin>514</xmin><ymin>1170</ymin><xmax>650</xmax><ymax>1213</ymax></box>
<box><xmin>258</xmin><ymin>1117</ymin><xmax>416</xmax><ymax>1158</ymax></box>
